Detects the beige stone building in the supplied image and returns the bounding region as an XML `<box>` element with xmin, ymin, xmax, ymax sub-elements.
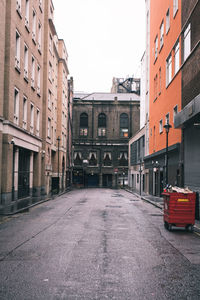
<box><xmin>0</xmin><ymin>0</ymin><xmax>72</xmax><ymax>214</ymax></box>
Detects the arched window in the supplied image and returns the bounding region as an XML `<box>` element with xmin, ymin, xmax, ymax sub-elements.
<box><xmin>80</xmin><ymin>113</ymin><xmax>88</xmax><ymax>136</ymax></box>
<box><xmin>98</xmin><ymin>113</ymin><xmax>106</xmax><ymax>137</ymax></box>
<box><xmin>120</xmin><ymin>113</ymin><xmax>129</xmax><ymax>137</ymax></box>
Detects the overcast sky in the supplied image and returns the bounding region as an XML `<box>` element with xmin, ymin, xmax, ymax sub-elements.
<box><xmin>54</xmin><ymin>0</ymin><xmax>145</xmax><ymax>93</ymax></box>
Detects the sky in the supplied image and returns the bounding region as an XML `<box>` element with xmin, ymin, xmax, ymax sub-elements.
<box><xmin>54</xmin><ymin>0</ymin><xmax>146</xmax><ymax>93</ymax></box>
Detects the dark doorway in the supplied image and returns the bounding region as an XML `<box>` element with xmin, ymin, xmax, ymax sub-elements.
<box><xmin>103</xmin><ymin>174</ymin><xmax>112</xmax><ymax>187</ymax></box>
<box><xmin>18</xmin><ymin>148</ymin><xmax>30</xmax><ymax>199</ymax></box>
<box><xmin>87</xmin><ymin>174</ymin><xmax>99</xmax><ymax>187</ymax></box>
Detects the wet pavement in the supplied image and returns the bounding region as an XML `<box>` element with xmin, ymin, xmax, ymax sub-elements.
<box><xmin>1</xmin><ymin>188</ymin><xmax>200</xmax><ymax>299</ymax></box>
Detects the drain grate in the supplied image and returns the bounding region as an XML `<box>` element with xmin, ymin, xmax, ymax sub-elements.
<box><xmin>150</xmin><ymin>214</ymin><xmax>163</xmax><ymax>216</ymax></box>
<box><xmin>106</xmin><ymin>205</ymin><xmax>122</xmax><ymax>208</ymax></box>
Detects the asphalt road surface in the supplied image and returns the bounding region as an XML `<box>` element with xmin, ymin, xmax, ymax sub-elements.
<box><xmin>1</xmin><ymin>188</ymin><xmax>200</xmax><ymax>300</ymax></box>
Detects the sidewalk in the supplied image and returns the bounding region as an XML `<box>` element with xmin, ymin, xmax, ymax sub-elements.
<box><xmin>125</xmin><ymin>187</ymin><xmax>200</xmax><ymax>233</ymax></box>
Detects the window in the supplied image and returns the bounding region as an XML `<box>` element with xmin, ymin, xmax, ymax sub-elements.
<box><xmin>25</xmin><ymin>0</ymin><xmax>29</xmax><ymax>28</ymax></box>
<box><xmin>74</xmin><ymin>152</ymin><xmax>82</xmax><ymax>166</ymax></box>
<box><xmin>159</xmin><ymin>119</ymin><xmax>163</xmax><ymax>133</ymax></box>
<box><xmin>37</xmin><ymin>65</ymin><xmax>41</xmax><ymax>94</ymax></box>
<box><xmin>120</xmin><ymin>113</ymin><xmax>129</xmax><ymax>137</ymax></box>
<box><xmin>174</xmin><ymin>41</ymin><xmax>180</xmax><ymax>74</ymax></box>
<box><xmin>89</xmin><ymin>152</ymin><xmax>97</xmax><ymax>166</ymax></box>
<box><xmin>165</xmin><ymin>113</ymin><xmax>169</xmax><ymax>125</ymax></box>
<box><xmin>14</xmin><ymin>88</ymin><xmax>19</xmax><ymax>125</ymax></box>
<box><xmin>166</xmin><ymin>54</ymin><xmax>172</xmax><ymax>85</ymax></box>
<box><xmin>103</xmin><ymin>152</ymin><xmax>112</xmax><ymax>166</ymax></box>
<box><xmin>173</xmin><ymin>0</ymin><xmax>178</xmax><ymax>17</ymax></box>
<box><xmin>47</xmin><ymin>118</ymin><xmax>51</xmax><ymax>137</ymax></box>
<box><xmin>16</xmin><ymin>0</ymin><xmax>21</xmax><ymax>14</ymax></box>
<box><xmin>49</xmin><ymin>62</ymin><xmax>52</xmax><ymax>82</ymax></box>
<box><xmin>154</xmin><ymin>74</ymin><xmax>158</xmax><ymax>100</ymax></box>
<box><xmin>166</xmin><ymin>8</ymin><xmax>170</xmax><ymax>33</ymax></box>
<box><xmin>118</xmin><ymin>152</ymin><xmax>128</xmax><ymax>166</ymax></box>
<box><xmin>15</xmin><ymin>30</ymin><xmax>20</xmax><ymax>70</ymax></box>
<box><xmin>80</xmin><ymin>113</ymin><xmax>88</xmax><ymax>136</ymax></box>
<box><xmin>184</xmin><ymin>24</ymin><xmax>191</xmax><ymax>61</ymax></box>
<box><xmin>38</xmin><ymin>22</ymin><xmax>42</xmax><ymax>52</ymax></box>
<box><xmin>30</xmin><ymin>103</ymin><xmax>34</xmax><ymax>133</ymax></box>
<box><xmin>173</xmin><ymin>105</ymin><xmax>178</xmax><ymax>122</ymax></box>
<box><xmin>48</xmin><ymin>90</ymin><xmax>51</xmax><ymax>109</ymax></box>
<box><xmin>160</xmin><ymin>21</ymin><xmax>164</xmax><ymax>49</ymax></box>
<box><xmin>24</xmin><ymin>44</ymin><xmax>28</xmax><ymax>79</ymax></box>
<box><xmin>32</xmin><ymin>9</ymin><xmax>36</xmax><ymax>42</ymax></box>
<box><xmin>49</xmin><ymin>34</ymin><xmax>53</xmax><ymax>52</ymax></box>
<box><xmin>36</xmin><ymin>109</ymin><xmax>40</xmax><ymax>135</ymax></box>
<box><xmin>159</xmin><ymin>67</ymin><xmax>162</xmax><ymax>94</ymax></box>
<box><xmin>98</xmin><ymin>113</ymin><xmax>106</xmax><ymax>137</ymax></box>
<box><xmin>31</xmin><ymin>56</ymin><xmax>35</xmax><ymax>88</ymax></box>
<box><xmin>155</xmin><ymin>36</ymin><xmax>158</xmax><ymax>60</ymax></box>
<box><xmin>23</xmin><ymin>96</ymin><xmax>27</xmax><ymax>129</ymax></box>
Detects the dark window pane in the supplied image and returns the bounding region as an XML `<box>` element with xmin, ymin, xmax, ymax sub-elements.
<box><xmin>80</xmin><ymin>113</ymin><xmax>88</xmax><ymax>127</ymax></box>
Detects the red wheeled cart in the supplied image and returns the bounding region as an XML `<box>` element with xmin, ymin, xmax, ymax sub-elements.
<box><xmin>163</xmin><ymin>192</ymin><xmax>196</xmax><ymax>231</ymax></box>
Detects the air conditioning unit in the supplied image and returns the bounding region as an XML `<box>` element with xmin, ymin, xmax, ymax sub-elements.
<box><xmin>38</xmin><ymin>43</ymin><xmax>41</xmax><ymax>52</ymax></box>
<box><xmin>37</xmin><ymin>86</ymin><xmax>40</xmax><ymax>94</ymax></box>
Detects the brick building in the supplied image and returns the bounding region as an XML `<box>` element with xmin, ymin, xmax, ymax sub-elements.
<box><xmin>72</xmin><ymin>93</ymin><xmax>140</xmax><ymax>188</ymax></box>
<box><xmin>0</xmin><ymin>0</ymin><xmax>72</xmax><ymax>214</ymax></box>
<box><xmin>175</xmin><ymin>0</ymin><xmax>200</xmax><ymax>193</ymax></box>
<box><xmin>144</xmin><ymin>0</ymin><xmax>182</xmax><ymax>196</ymax></box>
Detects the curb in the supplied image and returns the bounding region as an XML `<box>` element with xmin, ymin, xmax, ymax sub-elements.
<box><xmin>0</xmin><ymin>188</ymin><xmax>72</xmax><ymax>217</ymax></box>
<box><xmin>125</xmin><ymin>188</ymin><xmax>200</xmax><ymax>233</ymax></box>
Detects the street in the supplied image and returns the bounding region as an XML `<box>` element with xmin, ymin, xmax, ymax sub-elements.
<box><xmin>0</xmin><ymin>189</ymin><xmax>200</xmax><ymax>300</ymax></box>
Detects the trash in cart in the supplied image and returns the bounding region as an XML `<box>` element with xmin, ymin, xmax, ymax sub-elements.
<box><xmin>162</xmin><ymin>186</ymin><xmax>196</xmax><ymax>231</ymax></box>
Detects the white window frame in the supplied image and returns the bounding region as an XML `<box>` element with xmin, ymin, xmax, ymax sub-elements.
<box><xmin>48</xmin><ymin>90</ymin><xmax>51</xmax><ymax>109</ymax></box>
<box><xmin>184</xmin><ymin>23</ymin><xmax>191</xmax><ymax>61</ymax></box>
<box><xmin>159</xmin><ymin>119</ymin><xmax>163</xmax><ymax>133</ymax></box>
<box><xmin>173</xmin><ymin>105</ymin><xmax>178</xmax><ymax>123</ymax></box>
<box><xmin>173</xmin><ymin>0</ymin><xmax>178</xmax><ymax>17</ymax></box>
<box><xmin>155</xmin><ymin>36</ymin><xmax>158</xmax><ymax>60</ymax></box>
<box><xmin>31</xmin><ymin>56</ymin><xmax>35</xmax><ymax>88</ymax></box>
<box><xmin>166</xmin><ymin>8</ymin><xmax>170</xmax><ymax>34</ymax></box>
<box><xmin>16</xmin><ymin>0</ymin><xmax>21</xmax><ymax>14</ymax></box>
<box><xmin>14</xmin><ymin>88</ymin><xmax>19</xmax><ymax>125</ymax></box>
<box><xmin>38</xmin><ymin>22</ymin><xmax>42</xmax><ymax>52</ymax></box>
<box><xmin>32</xmin><ymin>9</ymin><xmax>36</xmax><ymax>42</ymax></box>
<box><xmin>15</xmin><ymin>30</ymin><xmax>20</xmax><ymax>70</ymax></box>
<box><xmin>165</xmin><ymin>113</ymin><xmax>170</xmax><ymax>125</ymax></box>
<box><xmin>160</xmin><ymin>21</ymin><xmax>164</xmax><ymax>49</ymax></box>
<box><xmin>24</xmin><ymin>44</ymin><xmax>28</xmax><ymax>79</ymax></box>
<box><xmin>25</xmin><ymin>0</ymin><xmax>29</xmax><ymax>28</ymax></box>
<box><xmin>166</xmin><ymin>54</ymin><xmax>172</xmax><ymax>86</ymax></box>
<box><xmin>23</xmin><ymin>96</ymin><xmax>27</xmax><ymax>129</ymax></box>
<box><xmin>30</xmin><ymin>103</ymin><xmax>34</xmax><ymax>133</ymax></box>
<box><xmin>47</xmin><ymin>118</ymin><xmax>51</xmax><ymax>138</ymax></box>
<box><xmin>174</xmin><ymin>41</ymin><xmax>180</xmax><ymax>74</ymax></box>
<box><xmin>37</xmin><ymin>64</ymin><xmax>41</xmax><ymax>94</ymax></box>
<box><xmin>36</xmin><ymin>109</ymin><xmax>40</xmax><ymax>136</ymax></box>
<box><xmin>49</xmin><ymin>61</ymin><xmax>52</xmax><ymax>82</ymax></box>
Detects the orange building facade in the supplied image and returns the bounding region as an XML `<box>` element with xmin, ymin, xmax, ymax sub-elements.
<box><xmin>145</xmin><ymin>0</ymin><xmax>182</xmax><ymax>196</ymax></box>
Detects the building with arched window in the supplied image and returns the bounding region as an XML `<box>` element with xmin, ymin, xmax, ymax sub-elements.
<box><xmin>72</xmin><ymin>92</ymin><xmax>140</xmax><ymax>188</ymax></box>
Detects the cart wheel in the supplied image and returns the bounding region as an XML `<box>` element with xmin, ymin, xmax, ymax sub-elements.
<box><xmin>168</xmin><ymin>224</ymin><xmax>172</xmax><ymax>231</ymax></box>
<box><xmin>186</xmin><ymin>225</ymin><xmax>194</xmax><ymax>232</ymax></box>
<box><xmin>164</xmin><ymin>221</ymin><xmax>169</xmax><ymax>230</ymax></box>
